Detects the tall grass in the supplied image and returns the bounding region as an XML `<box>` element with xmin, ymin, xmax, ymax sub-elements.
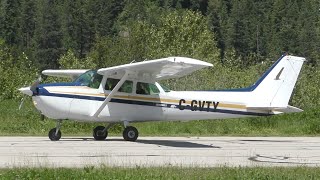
<box><xmin>1</xmin><ymin>167</ymin><xmax>320</xmax><ymax>179</ymax></box>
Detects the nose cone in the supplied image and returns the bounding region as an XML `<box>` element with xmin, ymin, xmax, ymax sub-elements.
<box><xmin>19</xmin><ymin>87</ymin><xmax>33</xmax><ymax>96</ymax></box>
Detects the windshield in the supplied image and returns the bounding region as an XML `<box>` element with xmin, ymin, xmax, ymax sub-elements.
<box><xmin>74</xmin><ymin>70</ymin><xmax>103</xmax><ymax>88</ymax></box>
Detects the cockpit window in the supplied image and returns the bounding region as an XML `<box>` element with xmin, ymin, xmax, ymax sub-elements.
<box><xmin>105</xmin><ymin>78</ymin><xmax>133</xmax><ymax>93</ymax></box>
<box><xmin>74</xmin><ymin>70</ymin><xmax>103</xmax><ymax>89</ymax></box>
<box><xmin>136</xmin><ymin>82</ymin><xmax>160</xmax><ymax>95</ymax></box>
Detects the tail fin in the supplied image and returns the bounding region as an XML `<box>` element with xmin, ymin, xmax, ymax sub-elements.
<box><xmin>248</xmin><ymin>54</ymin><xmax>305</xmax><ymax>108</ymax></box>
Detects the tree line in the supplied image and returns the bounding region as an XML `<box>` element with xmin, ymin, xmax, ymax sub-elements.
<box><xmin>0</xmin><ymin>0</ymin><xmax>319</xmax><ymax>109</ymax></box>
<box><xmin>1</xmin><ymin>0</ymin><xmax>319</xmax><ymax>69</ymax></box>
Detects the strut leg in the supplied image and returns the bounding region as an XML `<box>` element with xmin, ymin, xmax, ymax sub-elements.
<box><xmin>123</xmin><ymin>121</ymin><xmax>129</xmax><ymax>128</ymax></box>
<box><xmin>55</xmin><ymin>120</ymin><xmax>62</xmax><ymax>136</ymax></box>
<box><xmin>102</xmin><ymin>123</ymin><xmax>115</xmax><ymax>133</ymax></box>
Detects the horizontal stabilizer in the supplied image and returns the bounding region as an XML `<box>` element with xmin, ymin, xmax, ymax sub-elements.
<box><xmin>273</xmin><ymin>105</ymin><xmax>303</xmax><ymax>113</ymax></box>
<box><xmin>247</xmin><ymin>105</ymin><xmax>303</xmax><ymax>114</ymax></box>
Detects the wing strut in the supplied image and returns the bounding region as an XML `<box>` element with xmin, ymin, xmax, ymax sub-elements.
<box><xmin>92</xmin><ymin>71</ymin><xmax>129</xmax><ymax>118</ymax></box>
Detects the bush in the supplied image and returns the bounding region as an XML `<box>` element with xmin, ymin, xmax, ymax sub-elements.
<box><xmin>0</xmin><ymin>39</ymin><xmax>38</xmax><ymax>99</ymax></box>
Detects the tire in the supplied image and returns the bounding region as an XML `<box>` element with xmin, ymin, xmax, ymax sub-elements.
<box><xmin>123</xmin><ymin>126</ymin><xmax>138</xmax><ymax>142</ymax></box>
<box><xmin>48</xmin><ymin>128</ymin><xmax>61</xmax><ymax>141</ymax></box>
<box><xmin>93</xmin><ymin>126</ymin><xmax>108</xmax><ymax>140</ymax></box>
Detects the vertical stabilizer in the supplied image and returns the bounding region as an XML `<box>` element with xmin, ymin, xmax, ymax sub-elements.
<box><xmin>248</xmin><ymin>55</ymin><xmax>305</xmax><ymax>108</ymax></box>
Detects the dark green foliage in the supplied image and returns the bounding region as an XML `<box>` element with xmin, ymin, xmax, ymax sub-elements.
<box><xmin>33</xmin><ymin>0</ymin><xmax>63</xmax><ymax>70</ymax></box>
<box><xmin>207</xmin><ymin>0</ymin><xmax>320</xmax><ymax>66</ymax></box>
<box><xmin>0</xmin><ymin>0</ymin><xmax>20</xmax><ymax>45</ymax></box>
<box><xmin>19</xmin><ymin>0</ymin><xmax>36</xmax><ymax>50</ymax></box>
<box><xmin>0</xmin><ymin>0</ymin><xmax>319</xmax><ymax>112</ymax></box>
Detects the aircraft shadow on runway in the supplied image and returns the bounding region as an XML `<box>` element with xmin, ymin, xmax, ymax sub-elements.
<box><xmin>60</xmin><ymin>138</ymin><xmax>220</xmax><ymax>148</ymax></box>
<box><xmin>136</xmin><ymin>139</ymin><xmax>221</xmax><ymax>148</ymax></box>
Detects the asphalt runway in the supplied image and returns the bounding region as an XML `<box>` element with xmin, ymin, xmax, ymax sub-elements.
<box><xmin>0</xmin><ymin>136</ymin><xmax>319</xmax><ymax>168</ymax></box>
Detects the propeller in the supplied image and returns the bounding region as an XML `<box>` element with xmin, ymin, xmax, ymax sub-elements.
<box><xmin>19</xmin><ymin>76</ymin><xmax>42</xmax><ymax>97</ymax></box>
<box><xmin>18</xmin><ymin>76</ymin><xmax>42</xmax><ymax>110</ymax></box>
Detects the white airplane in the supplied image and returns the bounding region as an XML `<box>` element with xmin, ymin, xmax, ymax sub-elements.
<box><xmin>19</xmin><ymin>54</ymin><xmax>305</xmax><ymax>141</ymax></box>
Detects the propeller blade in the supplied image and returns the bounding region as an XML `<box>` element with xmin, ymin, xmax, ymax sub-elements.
<box><xmin>18</xmin><ymin>97</ymin><xmax>25</xmax><ymax>110</ymax></box>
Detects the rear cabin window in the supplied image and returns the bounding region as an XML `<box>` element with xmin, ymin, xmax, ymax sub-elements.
<box><xmin>136</xmin><ymin>82</ymin><xmax>160</xmax><ymax>95</ymax></box>
<box><xmin>105</xmin><ymin>78</ymin><xmax>133</xmax><ymax>93</ymax></box>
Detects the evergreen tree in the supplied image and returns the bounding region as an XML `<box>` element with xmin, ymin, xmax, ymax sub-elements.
<box><xmin>19</xmin><ymin>0</ymin><xmax>36</xmax><ymax>50</ymax></box>
<box><xmin>91</xmin><ymin>0</ymin><xmax>124</xmax><ymax>37</ymax></box>
<box><xmin>295</xmin><ymin>0</ymin><xmax>320</xmax><ymax>65</ymax></box>
<box><xmin>60</xmin><ymin>0</ymin><xmax>94</xmax><ymax>58</ymax></box>
<box><xmin>268</xmin><ymin>0</ymin><xmax>300</xmax><ymax>57</ymax></box>
<box><xmin>0</xmin><ymin>0</ymin><xmax>20</xmax><ymax>45</ymax></box>
<box><xmin>33</xmin><ymin>0</ymin><xmax>63</xmax><ymax>69</ymax></box>
<box><xmin>207</xmin><ymin>0</ymin><xmax>231</xmax><ymax>60</ymax></box>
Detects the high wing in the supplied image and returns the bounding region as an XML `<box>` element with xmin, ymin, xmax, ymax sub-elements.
<box><xmin>42</xmin><ymin>69</ymin><xmax>89</xmax><ymax>80</ymax></box>
<box><xmin>97</xmin><ymin>57</ymin><xmax>213</xmax><ymax>81</ymax></box>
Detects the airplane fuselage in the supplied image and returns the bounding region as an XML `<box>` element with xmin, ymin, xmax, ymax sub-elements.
<box><xmin>32</xmin><ymin>83</ymin><xmax>270</xmax><ymax>123</ymax></box>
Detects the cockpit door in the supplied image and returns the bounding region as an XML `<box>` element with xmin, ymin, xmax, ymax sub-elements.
<box><xmin>128</xmin><ymin>81</ymin><xmax>167</xmax><ymax>121</ymax></box>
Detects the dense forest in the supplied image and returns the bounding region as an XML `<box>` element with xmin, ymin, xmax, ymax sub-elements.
<box><xmin>0</xmin><ymin>0</ymin><xmax>319</xmax><ymax>109</ymax></box>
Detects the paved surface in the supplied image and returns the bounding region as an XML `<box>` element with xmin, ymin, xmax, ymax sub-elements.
<box><xmin>0</xmin><ymin>136</ymin><xmax>319</xmax><ymax>168</ymax></box>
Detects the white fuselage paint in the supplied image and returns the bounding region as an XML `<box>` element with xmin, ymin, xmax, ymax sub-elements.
<box><xmin>32</xmin><ymin>84</ymin><xmax>268</xmax><ymax>123</ymax></box>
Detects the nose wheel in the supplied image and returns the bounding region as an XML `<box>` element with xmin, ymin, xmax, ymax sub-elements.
<box><xmin>123</xmin><ymin>126</ymin><xmax>139</xmax><ymax>141</ymax></box>
<box><xmin>48</xmin><ymin>128</ymin><xmax>61</xmax><ymax>141</ymax></box>
<box><xmin>48</xmin><ymin>120</ymin><xmax>62</xmax><ymax>141</ymax></box>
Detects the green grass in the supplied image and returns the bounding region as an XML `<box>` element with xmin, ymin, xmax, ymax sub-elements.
<box><xmin>0</xmin><ymin>167</ymin><xmax>319</xmax><ymax>179</ymax></box>
<box><xmin>0</xmin><ymin>99</ymin><xmax>319</xmax><ymax>136</ymax></box>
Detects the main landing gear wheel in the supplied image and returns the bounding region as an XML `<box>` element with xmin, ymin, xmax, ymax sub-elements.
<box><xmin>48</xmin><ymin>128</ymin><xmax>61</xmax><ymax>141</ymax></box>
<box><xmin>123</xmin><ymin>126</ymin><xmax>138</xmax><ymax>142</ymax></box>
<box><xmin>93</xmin><ymin>126</ymin><xmax>108</xmax><ymax>140</ymax></box>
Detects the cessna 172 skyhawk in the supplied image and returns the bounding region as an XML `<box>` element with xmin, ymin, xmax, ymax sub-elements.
<box><xmin>19</xmin><ymin>54</ymin><xmax>305</xmax><ymax>141</ymax></box>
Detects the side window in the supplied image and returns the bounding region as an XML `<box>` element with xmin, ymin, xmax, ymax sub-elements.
<box><xmin>136</xmin><ymin>82</ymin><xmax>159</xmax><ymax>95</ymax></box>
<box><xmin>105</xmin><ymin>78</ymin><xmax>133</xmax><ymax>93</ymax></box>
<box><xmin>120</xmin><ymin>81</ymin><xmax>133</xmax><ymax>93</ymax></box>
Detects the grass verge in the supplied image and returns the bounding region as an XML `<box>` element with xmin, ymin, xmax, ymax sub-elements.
<box><xmin>0</xmin><ymin>99</ymin><xmax>319</xmax><ymax>136</ymax></box>
<box><xmin>1</xmin><ymin>167</ymin><xmax>320</xmax><ymax>179</ymax></box>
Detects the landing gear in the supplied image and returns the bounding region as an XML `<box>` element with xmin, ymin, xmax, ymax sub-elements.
<box><xmin>48</xmin><ymin>120</ymin><xmax>62</xmax><ymax>141</ymax></box>
<box><xmin>47</xmin><ymin>120</ymin><xmax>139</xmax><ymax>142</ymax></box>
<box><xmin>123</xmin><ymin>126</ymin><xmax>139</xmax><ymax>142</ymax></box>
<box><xmin>93</xmin><ymin>126</ymin><xmax>108</xmax><ymax>140</ymax></box>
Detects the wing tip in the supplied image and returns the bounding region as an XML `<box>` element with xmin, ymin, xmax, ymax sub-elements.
<box><xmin>169</xmin><ymin>57</ymin><xmax>213</xmax><ymax>67</ymax></box>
